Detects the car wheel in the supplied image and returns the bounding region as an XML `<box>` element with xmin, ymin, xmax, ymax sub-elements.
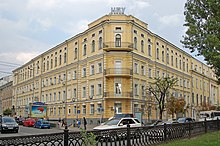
<box><xmin>48</xmin><ymin>127</ymin><xmax>50</xmax><ymax>129</ymax></box>
<box><xmin>15</xmin><ymin>130</ymin><xmax>18</xmax><ymax>133</ymax></box>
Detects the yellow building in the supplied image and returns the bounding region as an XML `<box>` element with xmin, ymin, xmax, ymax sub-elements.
<box><xmin>13</xmin><ymin>9</ymin><xmax>220</xmax><ymax>124</ymax></box>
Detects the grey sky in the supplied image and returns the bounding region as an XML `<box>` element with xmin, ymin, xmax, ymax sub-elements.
<box><xmin>0</xmin><ymin>0</ymin><xmax>202</xmax><ymax>78</ymax></box>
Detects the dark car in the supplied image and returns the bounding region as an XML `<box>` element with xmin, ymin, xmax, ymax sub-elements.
<box><xmin>177</xmin><ymin>117</ymin><xmax>193</xmax><ymax>123</ymax></box>
<box><xmin>0</xmin><ymin>117</ymin><xmax>19</xmax><ymax>133</ymax></box>
<box><xmin>17</xmin><ymin>117</ymin><xmax>25</xmax><ymax>125</ymax></box>
<box><xmin>34</xmin><ymin>119</ymin><xmax>50</xmax><ymax>129</ymax></box>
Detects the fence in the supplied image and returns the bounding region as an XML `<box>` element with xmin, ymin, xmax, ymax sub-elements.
<box><xmin>0</xmin><ymin>119</ymin><xmax>219</xmax><ymax>146</ymax></box>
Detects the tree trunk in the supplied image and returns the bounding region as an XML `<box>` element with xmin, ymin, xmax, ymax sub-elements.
<box><xmin>159</xmin><ymin>110</ymin><xmax>163</xmax><ymax>120</ymax></box>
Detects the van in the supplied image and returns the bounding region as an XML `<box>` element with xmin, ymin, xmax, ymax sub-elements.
<box><xmin>199</xmin><ymin>110</ymin><xmax>220</xmax><ymax>121</ymax></box>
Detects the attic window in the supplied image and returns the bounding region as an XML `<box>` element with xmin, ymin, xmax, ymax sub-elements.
<box><xmin>92</xmin><ymin>33</ymin><xmax>95</xmax><ymax>37</ymax></box>
<box><xmin>156</xmin><ymin>42</ymin><xmax>159</xmax><ymax>45</ymax></box>
<box><xmin>75</xmin><ymin>42</ymin><xmax>77</xmax><ymax>45</ymax></box>
<box><xmin>55</xmin><ymin>52</ymin><xmax>57</xmax><ymax>55</ymax></box>
<box><xmin>134</xmin><ymin>30</ymin><xmax>137</xmax><ymax>34</ymax></box>
<box><xmin>148</xmin><ymin>39</ymin><xmax>151</xmax><ymax>42</ymax></box>
<box><xmin>84</xmin><ymin>38</ymin><xmax>87</xmax><ymax>42</ymax></box>
<box><xmin>60</xmin><ymin>50</ymin><xmax>62</xmax><ymax>53</ymax></box>
<box><xmin>99</xmin><ymin>30</ymin><xmax>102</xmax><ymax>34</ymax></box>
<box><xmin>162</xmin><ymin>45</ymin><xmax>164</xmax><ymax>48</ymax></box>
<box><xmin>116</xmin><ymin>27</ymin><xmax>121</xmax><ymax>30</ymax></box>
<box><xmin>141</xmin><ymin>34</ymin><xmax>144</xmax><ymax>38</ymax></box>
<box><xmin>64</xmin><ymin>47</ymin><xmax>67</xmax><ymax>50</ymax></box>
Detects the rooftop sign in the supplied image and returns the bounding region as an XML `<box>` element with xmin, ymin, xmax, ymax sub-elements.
<box><xmin>110</xmin><ymin>7</ymin><xmax>125</xmax><ymax>15</ymax></box>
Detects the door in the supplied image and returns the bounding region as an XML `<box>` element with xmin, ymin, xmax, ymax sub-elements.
<box><xmin>115</xmin><ymin>60</ymin><xmax>122</xmax><ymax>74</ymax></box>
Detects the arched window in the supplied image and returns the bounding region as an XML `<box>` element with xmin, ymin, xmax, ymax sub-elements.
<box><xmin>51</xmin><ymin>59</ymin><xmax>53</xmax><ymax>69</ymax></box>
<box><xmin>99</xmin><ymin>37</ymin><xmax>102</xmax><ymax>49</ymax></box>
<box><xmin>166</xmin><ymin>53</ymin><xmax>169</xmax><ymax>64</ymax></box>
<box><xmin>55</xmin><ymin>57</ymin><xmax>57</xmax><ymax>67</ymax></box>
<box><xmin>91</xmin><ymin>40</ymin><xmax>95</xmax><ymax>52</ymax></box>
<box><xmin>134</xmin><ymin>37</ymin><xmax>137</xmax><ymax>49</ymax></box>
<box><xmin>64</xmin><ymin>52</ymin><xmax>67</xmax><ymax>63</ymax></box>
<box><xmin>162</xmin><ymin>51</ymin><xmax>164</xmax><ymax>62</ymax></box>
<box><xmin>141</xmin><ymin>40</ymin><xmax>144</xmax><ymax>52</ymax></box>
<box><xmin>83</xmin><ymin>44</ymin><xmax>87</xmax><ymax>56</ymax></box>
<box><xmin>115</xmin><ymin>34</ymin><xmax>121</xmax><ymax>47</ymax></box>
<box><xmin>59</xmin><ymin>55</ymin><xmax>62</xmax><ymax>65</ymax></box>
<box><xmin>148</xmin><ymin>44</ymin><xmax>151</xmax><ymax>56</ymax></box>
<box><xmin>74</xmin><ymin>48</ymin><xmax>77</xmax><ymax>59</ymax></box>
<box><xmin>156</xmin><ymin>48</ymin><xmax>159</xmax><ymax>59</ymax></box>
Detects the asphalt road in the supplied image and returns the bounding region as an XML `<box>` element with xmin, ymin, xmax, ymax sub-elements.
<box><xmin>0</xmin><ymin>125</ymin><xmax>63</xmax><ymax>137</ymax></box>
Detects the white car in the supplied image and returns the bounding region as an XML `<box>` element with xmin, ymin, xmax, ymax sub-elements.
<box><xmin>93</xmin><ymin>118</ymin><xmax>141</xmax><ymax>130</ymax></box>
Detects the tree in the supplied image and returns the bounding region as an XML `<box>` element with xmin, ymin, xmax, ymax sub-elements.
<box><xmin>167</xmin><ymin>96</ymin><xmax>186</xmax><ymax>119</ymax></box>
<box><xmin>3</xmin><ymin>108</ymin><xmax>12</xmax><ymax>116</ymax></box>
<box><xmin>182</xmin><ymin>0</ymin><xmax>220</xmax><ymax>82</ymax></box>
<box><xmin>148</xmin><ymin>77</ymin><xmax>178</xmax><ymax>120</ymax></box>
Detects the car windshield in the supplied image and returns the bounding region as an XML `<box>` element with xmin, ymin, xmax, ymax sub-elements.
<box><xmin>3</xmin><ymin>118</ymin><xmax>15</xmax><ymax>123</ymax></box>
<box><xmin>104</xmin><ymin>119</ymin><xmax>120</xmax><ymax>125</ymax></box>
<box><xmin>42</xmin><ymin>120</ymin><xmax>49</xmax><ymax>124</ymax></box>
<box><xmin>177</xmin><ymin>118</ymin><xmax>185</xmax><ymax>123</ymax></box>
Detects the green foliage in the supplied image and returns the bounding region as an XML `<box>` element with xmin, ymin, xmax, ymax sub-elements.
<box><xmin>182</xmin><ymin>0</ymin><xmax>220</xmax><ymax>83</ymax></box>
<box><xmin>80</xmin><ymin>128</ymin><xmax>97</xmax><ymax>146</ymax></box>
<box><xmin>216</xmin><ymin>106</ymin><xmax>220</xmax><ymax>111</ymax></box>
<box><xmin>148</xmin><ymin>77</ymin><xmax>178</xmax><ymax>120</ymax></box>
<box><xmin>3</xmin><ymin>108</ymin><xmax>12</xmax><ymax>116</ymax></box>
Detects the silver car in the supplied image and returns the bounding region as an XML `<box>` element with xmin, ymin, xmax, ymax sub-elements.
<box><xmin>0</xmin><ymin>116</ymin><xmax>19</xmax><ymax>133</ymax></box>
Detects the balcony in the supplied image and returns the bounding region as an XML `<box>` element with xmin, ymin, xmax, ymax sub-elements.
<box><xmin>104</xmin><ymin>68</ymin><xmax>132</xmax><ymax>77</ymax></box>
<box><xmin>103</xmin><ymin>42</ymin><xmax>133</xmax><ymax>51</ymax></box>
<box><xmin>104</xmin><ymin>92</ymin><xmax>132</xmax><ymax>99</ymax></box>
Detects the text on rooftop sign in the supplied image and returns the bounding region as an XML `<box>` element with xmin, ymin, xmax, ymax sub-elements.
<box><xmin>110</xmin><ymin>7</ymin><xmax>125</xmax><ymax>15</ymax></box>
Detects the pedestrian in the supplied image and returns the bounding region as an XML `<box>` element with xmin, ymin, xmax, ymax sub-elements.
<box><xmin>77</xmin><ymin>119</ymin><xmax>81</xmax><ymax>128</ymax></box>
<box><xmin>83</xmin><ymin>117</ymin><xmax>87</xmax><ymax>130</ymax></box>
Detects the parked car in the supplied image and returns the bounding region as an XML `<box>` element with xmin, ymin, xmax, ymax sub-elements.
<box><xmin>0</xmin><ymin>116</ymin><xmax>19</xmax><ymax>133</ymax></box>
<box><xmin>23</xmin><ymin>118</ymin><xmax>36</xmax><ymax>127</ymax></box>
<box><xmin>152</xmin><ymin>120</ymin><xmax>179</xmax><ymax>126</ymax></box>
<box><xmin>177</xmin><ymin>117</ymin><xmax>194</xmax><ymax>123</ymax></box>
<box><xmin>108</xmin><ymin>113</ymin><xmax>134</xmax><ymax>120</ymax></box>
<box><xmin>93</xmin><ymin>117</ymin><xmax>141</xmax><ymax>130</ymax></box>
<box><xmin>34</xmin><ymin>119</ymin><xmax>50</xmax><ymax>129</ymax></box>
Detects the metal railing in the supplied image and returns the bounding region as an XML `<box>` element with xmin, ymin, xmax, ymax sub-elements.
<box><xmin>104</xmin><ymin>92</ymin><xmax>133</xmax><ymax>97</ymax></box>
<box><xmin>103</xmin><ymin>42</ymin><xmax>133</xmax><ymax>49</ymax></box>
<box><xmin>1</xmin><ymin>119</ymin><xmax>219</xmax><ymax>146</ymax></box>
<box><xmin>104</xmin><ymin>68</ymin><xmax>132</xmax><ymax>75</ymax></box>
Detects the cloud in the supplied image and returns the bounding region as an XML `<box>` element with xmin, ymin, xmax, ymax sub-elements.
<box><xmin>16</xmin><ymin>52</ymin><xmax>40</xmax><ymax>63</ymax></box>
<box><xmin>158</xmin><ymin>14</ymin><xmax>182</xmax><ymax>26</ymax></box>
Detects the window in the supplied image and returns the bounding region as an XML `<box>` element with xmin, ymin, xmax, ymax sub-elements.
<box><xmin>141</xmin><ymin>85</ymin><xmax>145</xmax><ymax>96</ymax></box>
<box><xmin>74</xmin><ymin>48</ymin><xmax>77</xmax><ymax>59</ymax></box>
<box><xmin>134</xmin><ymin>37</ymin><xmax>137</xmax><ymax>49</ymax></box>
<box><xmin>134</xmin><ymin>63</ymin><xmax>138</xmax><ymax>74</ymax></box>
<box><xmin>47</xmin><ymin>61</ymin><xmax>49</xmax><ymax>70</ymax></box>
<box><xmin>82</xmin><ymin>87</ymin><xmax>86</xmax><ymax>98</ymax></box>
<box><xmin>73</xmin><ymin>106</ymin><xmax>77</xmax><ymax>114</ymax></box>
<box><xmin>162</xmin><ymin>51</ymin><xmax>164</xmax><ymax>62</ymax></box>
<box><xmin>183</xmin><ymin>62</ymin><xmax>185</xmax><ymax>71</ymax></box>
<box><xmin>99</xmin><ymin>37</ymin><xmax>102</xmax><ymax>49</ymax></box>
<box><xmin>171</xmin><ymin>56</ymin><xmax>173</xmax><ymax>66</ymax></box>
<box><xmin>58</xmin><ymin>92</ymin><xmax>61</xmax><ymax>101</ymax></box>
<box><xmin>73</xmin><ymin>88</ymin><xmax>77</xmax><ymax>98</ymax></box>
<box><xmin>82</xmin><ymin>67</ymin><xmax>86</xmax><ymax>77</ymax></box>
<box><xmin>98</xmin><ymin>63</ymin><xmax>102</xmax><ymax>73</ymax></box>
<box><xmin>179</xmin><ymin>60</ymin><xmax>182</xmax><ymax>69</ymax></box>
<box><xmin>55</xmin><ymin>57</ymin><xmax>57</xmax><ymax>67</ymax></box>
<box><xmin>115</xmin><ymin>34</ymin><xmax>121</xmax><ymax>47</ymax></box>
<box><xmin>114</xmin><ymin>103</ymin><xmax>122</xmax><ymax>114</ymax></box>
<box><xmin>83</xmin><ymin>44</ymin><xmax>87</xmax><ymax>56</ymax></box>
<box><xmin>59</xmin><ymin>55</ymin><xmax>62</xmax><ymax>65</ymax></box>
<box><xmin>51</xmin><ymin>59</ymin><xmax>53</xmax><ymax>69</ymax></box>
<box><xmin>134</xmin><ymin>84</ymin><xmax>138</xmax><ymax>95</ymax></box>
<box><xmin>141</xmin><ymin>40</ymin><xmax>144</xmax><ymax>52</ymax></box>
<box><xmin>115</xmin><ymin>83</ymin><xmax>122</xmax><ymax>94</ymax></box>
<box><xmin>90</xmin><ymin>104</ymin><xmax>94</xmax><ymax>114</ymax></box>
<box><xmin>90</xmin><ymin>65</ymin><xmax>95</xmax><ymax>75</ymax></box>
<box><xmin>54</xmin><ymin>77</ymin><xmax>56</xmax><ymax>85</ymax></box>
<box><xmin>53</xmin><ymin>92</ymin><xmax>57</xmax><ymax>101</ymax></box>
<box><xmin>156</xmin><ymin>70</ymin><xmax>160</xmax><ymax>77</ymax></box>
<box><xmin>97</xmin><ymin>84</ymin><xmax>102</xmax><ymax>95</ymax></box>
<box><xmin>148</xmin><ymin>68</ymin><xmax>152</xmax><ymax>78</ymax></box>
<box><xmin>176</xmin><ymin>58</ymin><xmax>178</xmax><ymax>68</ymax></box>
<box><xmin>196</xmin><ymin>78</ymin><xmax>198</xmax><ymax>88</ymax></box>
<box><xmin>97</xmin><ymin>103</ymin><xmax>102</xmax><ymax>114</ymax></box>
<box><xmin>148</xmin><ymin>44</ymin><xmax>152</xmax><ymax>56</ymax></box>
<box><xmin>156</xmin><ymin>48</ymin><xmax>159</xmax><ymax>59</ymax></box>
<box><xmin>64</xmin><ymin>52</ymin><xmax>67</xmax><ymax>63</ymax></box>
<box><xmin>90</xmin><ymin>85</ymin><xmax>94</xmax><ymax>97</ymax></box>
<box><xmin>141</xmin><ymin>65</ymin><xmax>145</xmax><ymax>76</ymax></box>
<box><xmin>91</xmin><ymin>40</ymin><xmax>95</xmax><ymax>52</ymax></box>
<box><xmin>166</xmin><ymin>53</ymin><xmax>169</xmax><ymax>64</ymax></box>
<box><xmin>63</xmin><ymin>90</ymin><xmax>66</xmax><ymax>101</ymax></box>
<box><xmin>73</xmin><ymin>70</ymin><xmax>77</xmax><ymax>79</ymax></box>
<box><xmin>82</xmin><ymin>105</ymin><xmax>86</xmax><ymax>114</ymax></box>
